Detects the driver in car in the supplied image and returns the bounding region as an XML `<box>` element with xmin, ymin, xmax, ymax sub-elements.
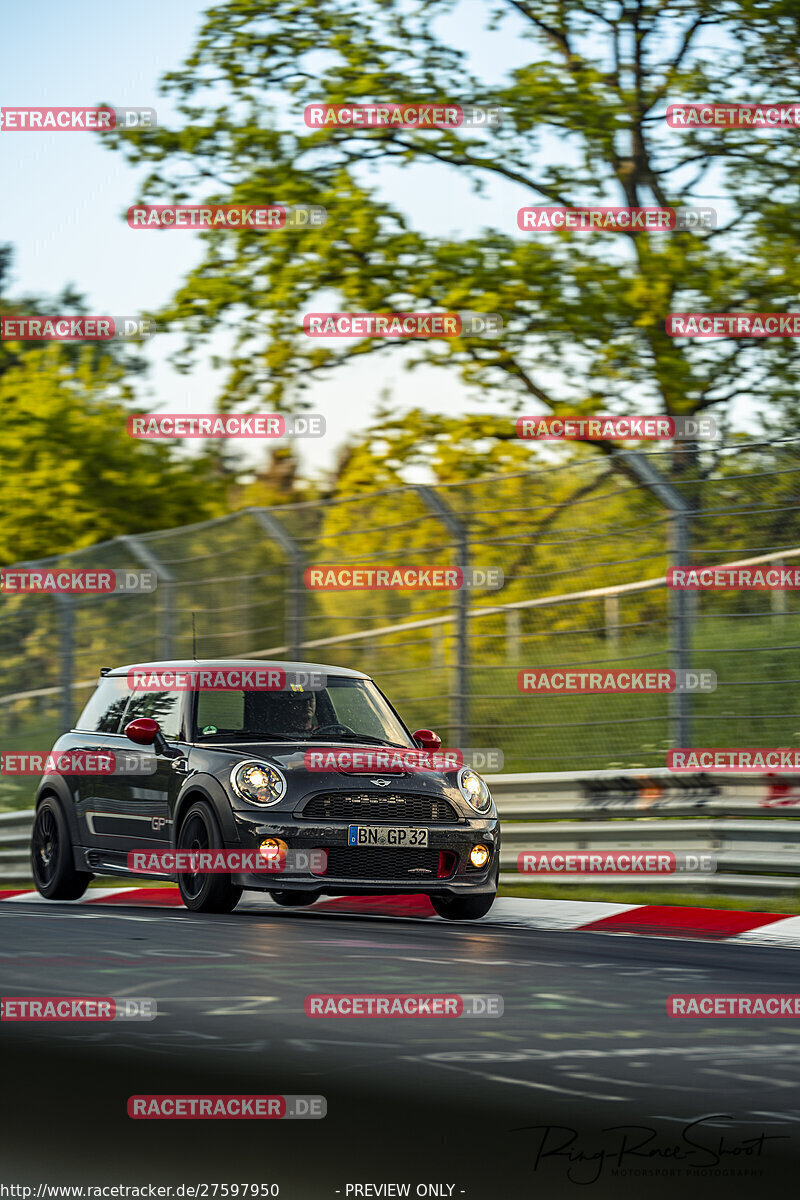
<box><xmin>276</xmin><ymin>689</ymin><xmax>317</xmax><ymax>734</ymax></box>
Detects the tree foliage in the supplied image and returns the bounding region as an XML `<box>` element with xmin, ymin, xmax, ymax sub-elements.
<box><xmin>0</xmin><ymin>247</ymin><xmax>227</xmax><ymax>563</ymax></box>
<box><xmin>103</xmin><ymin>0</ymin><xmax>800</xmax><ymax>451</ymax></box>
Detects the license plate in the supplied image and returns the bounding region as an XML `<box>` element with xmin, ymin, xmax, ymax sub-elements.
<box><xmin>347</xmin><ymin>825</ymin><xmax>429</xmax><ymax>848</ymax></box>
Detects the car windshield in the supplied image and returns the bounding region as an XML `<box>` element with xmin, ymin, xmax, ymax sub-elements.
<box><xmin>192</xmin><ymin>676</ymin><xmax>415</xmax><ymax>747</ymax></box>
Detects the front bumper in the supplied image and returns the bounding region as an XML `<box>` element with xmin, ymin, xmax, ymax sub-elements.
<box><xmin>229</xmin><ymin>810</ymin><xmax>500</xmax><ymax>896</ymax></box>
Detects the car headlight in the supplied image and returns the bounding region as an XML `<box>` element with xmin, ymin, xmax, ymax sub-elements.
<box><xmin>458</xmin><ymin>767</ymin><xmax>494</xmax><ymax>814</ymax></box>
<box><xmin>230</xmin><ymin>761</ymin><xmax>287</xmax><ymax>807</ymax></box>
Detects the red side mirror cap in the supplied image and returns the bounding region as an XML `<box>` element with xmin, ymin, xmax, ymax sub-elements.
<box><xmin>124</xmin><ymin>717</ymin><xmax>160</xmax><ymax>746</ymax></box>
<box><xmin>413</xmin><ymin>729</ymin><xmax>441</xmax><ymax>750</ymax></box>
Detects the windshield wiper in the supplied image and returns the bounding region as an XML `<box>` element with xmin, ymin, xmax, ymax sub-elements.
<box><xmin>196</xmin><ymin>732</ymin><xmax>290</xmax><ymax>742</ymax></box>
<box><xmin>305</xmin><ymin>733</ymin><xmax>412</xmax><ymax>747</ymax></box>
<box><xmin>197</xmin><ymin>731</ymin><xmax>412</xmax><ymax>748</ymax></box>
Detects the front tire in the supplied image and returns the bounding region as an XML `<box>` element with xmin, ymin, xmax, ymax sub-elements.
<box><xmin>176</xmin><ymin>801</ymin><xmax>243</xmax><ymax>913</ymax></box>
<box><xmin>31</xmin><ymin>797</ymin><xmax>92</xmax><ymax>900</ymax></box>
<box><xmin>431</xmin><ymin>891</ymin><xmax>496</xmax><ymax>921</ymax></box>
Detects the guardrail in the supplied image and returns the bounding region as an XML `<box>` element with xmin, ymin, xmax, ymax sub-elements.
<box><xmin>0</xmin><ymin>810</ymin><xmax>35</xmax><ymax>881</ymax></box>
<box><xmin>487</xmin><ymin>769</ymin><xmax>800</xmax><ymax>892</ymax></box>
<box><xmin>4</xmin><ymin>770</ymin><xmax>800</xmax><ymax>892</ymax></box>
<box><xmin>484</xmin><ymin>768</ymin><xmax>800</xmax><ymax>819</ymax></box>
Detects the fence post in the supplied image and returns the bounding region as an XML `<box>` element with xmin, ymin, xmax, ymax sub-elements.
<box><xmin>669</xmin><ymin>507</ymin><xmax>692</xmax><ymax>746</ymax></box>
<box><xmin>506</xmin><ymin>608</ymin><xmax>522</xmax><ymax>663</ymax></box>
<box><xmin>604</xmin><ymin>593</ymin><xmax>620</xmax><ymax>650</ymax></box>
<box><xmin>772</xmin><ymin>557</ymin><xmax>787</xmax><ymax>616</ymax></box>
<box><xmin>116</xmin><ymin>536</ymin><xmax>175</xmax><ymax>660</ymax></box>
<box><xmin>416</xmin><ymin>487</ymin><xmax>469</xmax><ymax>748</ymax></box>
<box><xmin>56</xmin><ymin>595</ymin><xmax>74</xmax><ymax>731</ymax></box>
<box><xmin>612</xmin><ymin>450</ymin><xmax>693</xmax><ymax>748</ymax></box>
<box><xmin>250</xmin><ymin>510</ymin><xmax>305</xmax><ymax>660</ymax></box>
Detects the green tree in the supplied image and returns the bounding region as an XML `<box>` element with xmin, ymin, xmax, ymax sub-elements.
<box><xmin>0</xmin><ymin>249</ymin><xmax>228</xmax><ymax>563</ymax></box>
<box><xmin>104</xmin><ymin>0</ymin><xmax>800</xmax><ymax>461</ymax></box>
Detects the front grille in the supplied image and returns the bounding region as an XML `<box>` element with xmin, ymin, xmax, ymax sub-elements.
<box><xmin>325</xmin><ymin>846</ymin><xmax>450</xmax><ymax>880</ymax></box>
<box><xmin>302</xmin><ymin>792</ymin><xmax>458</xmax><ymax>822</ymax></box>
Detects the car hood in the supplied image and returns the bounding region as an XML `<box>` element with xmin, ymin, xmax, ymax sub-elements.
<box><xmin>202</xmin><ymin>740</ymin><xmax>451</xmax><ymax>775</ymax></box>
<box><xmin>189</xmin><ymin>740</ymin><xmax>468</xmax><ymax>799</ymax></box>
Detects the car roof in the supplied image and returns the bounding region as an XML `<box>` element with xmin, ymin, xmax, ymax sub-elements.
<box><xmin>105</xmin><ymin>659</ymin><xmax>371</xmax><ymax>681</ymax></box>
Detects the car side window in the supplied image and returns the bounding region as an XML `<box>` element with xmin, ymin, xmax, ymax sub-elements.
<box><xmin>122</xmin><ymin>691</ymin><xmax>184</xmax><ymax>740</ymax></box>
<box><xmin>74</xmin><ymin>677</ymin><xmax>132</xmax><ymax>734</ymax></box>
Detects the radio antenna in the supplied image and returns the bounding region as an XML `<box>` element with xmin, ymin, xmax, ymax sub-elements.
<box><xmin>192</xmin><ymin>612</ymin><xmax>198</xmax><ymax>660</ymax></box>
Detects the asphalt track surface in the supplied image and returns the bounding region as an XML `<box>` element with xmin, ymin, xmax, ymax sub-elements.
<box><xmin>2</xmin><ymin>893</ymin><xmax>800</xmax><ymax>1198</ymax></box>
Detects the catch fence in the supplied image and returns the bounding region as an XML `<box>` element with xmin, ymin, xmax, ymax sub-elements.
<box><xmin>2</xmin><ymin>438</ymin><xmax>800</xmax><ymax>806</ymax></box>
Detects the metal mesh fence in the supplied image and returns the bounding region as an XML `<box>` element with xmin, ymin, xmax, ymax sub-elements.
<box><xmin>3</xmin><ymin>437</ymin><xmax>800</xmax><ymax>807</ymax></box>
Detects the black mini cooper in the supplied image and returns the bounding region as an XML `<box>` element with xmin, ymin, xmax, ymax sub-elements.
<box><xmin>30</xmin><ymin>660</ymin><xmax>500</xmax><ymax>920</ymax></box>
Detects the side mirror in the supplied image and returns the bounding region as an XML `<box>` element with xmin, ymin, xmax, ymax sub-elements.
<box><xmin>125</xmin><ymin>717</ymin><xmax>159</xmax><ymax>746</ymax></box>
<box><xmin>124</xmin><ymin>717</ymin><xmax>182</xmax><ymax>759</ymax></box>
<box><xmin>413</xmin><ymin>728</ymin><xmax>442</xmax><ymax>750</ymax></box>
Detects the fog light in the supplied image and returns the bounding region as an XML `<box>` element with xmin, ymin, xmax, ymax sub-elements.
<box><xmin>260</xmin><ymin>837</ymin><xmax>288</xmax><ymax>866</ymax></box>
<box><xmin>470</xmin><ymin>844</ymin><xmax>490</xmax><ymax>869</ymax></box>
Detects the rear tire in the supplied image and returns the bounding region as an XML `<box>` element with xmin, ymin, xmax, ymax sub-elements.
<box><xmin>431</xmin><ymin>891</ymin><xmax>496</xmax><ymax>921</ymax></box>
<box><xmin>269</xmin><ymin>890</ymin><xmax>318</xmax><ymax>907</ymax></box>
<box><xmin>31</xmin><ymin>797</ymin><xmax>92</xmax><ymax>901</ymax></box>
<box><xmin>176</xmin><ymin>801</ymin><xmax>242</xmax><ymax>913</ymax></box>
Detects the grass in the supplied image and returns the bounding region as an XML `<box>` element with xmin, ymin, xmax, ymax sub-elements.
<box><xmin>498</xmin><ymin>881</ymin><xmax>800</xmax><ymax>913</ymax></box>
<box><xmin>0</xmin><ymin>875</ymin><xmax>175</xmax><ymax>892</ymax></box>
<box><xmin>435</xmin><ymin>611</ymin><xmax>800</xmax><ymax>772</ymax></box>
<box><xmin>3</xmin><ymin>610</ymin><xmax>799</xmax><ymax>806</ymax></box>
